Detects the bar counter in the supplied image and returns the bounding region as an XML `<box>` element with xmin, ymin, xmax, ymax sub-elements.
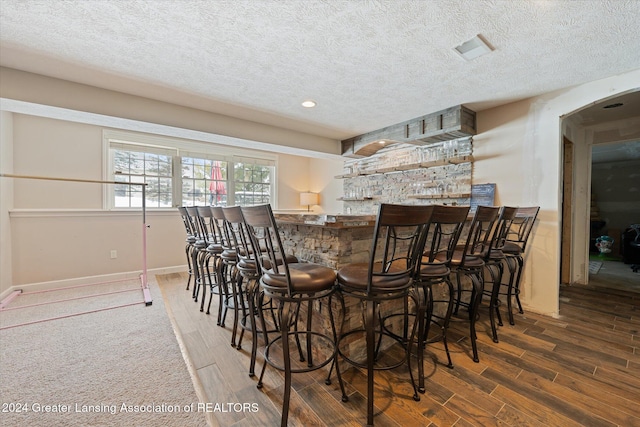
<box><xmin>273</xmin><ymin>212</ymin><xmax>376</xmax><ymax>270</ymax></box>
<box><xmin>272</xmin><ymin>212</ymin><xmax>407</xmax><ymax>364</ymax></box>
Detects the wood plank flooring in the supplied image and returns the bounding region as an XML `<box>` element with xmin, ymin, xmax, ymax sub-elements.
<box><xmin>157</xmin><ymin>272</ymin><xmax>640</xmax><ymax>427</ymax></box>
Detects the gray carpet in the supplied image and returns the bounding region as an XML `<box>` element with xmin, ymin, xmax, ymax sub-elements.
<box><xmin>0</xmin><ymin>277</ymin><xmax>208</xmax><ymax>427</ymax></box>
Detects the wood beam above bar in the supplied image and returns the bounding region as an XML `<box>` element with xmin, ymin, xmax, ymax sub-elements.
<box><xmin>341</xmin><ymin>105</ymin><xmax>476</xmax><ymax>158</ymax></box>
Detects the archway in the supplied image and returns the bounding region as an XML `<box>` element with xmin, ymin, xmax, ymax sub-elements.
<box><xmin>560</xmin><ymin>90</ymin><xmax>640</xmax><ymax>287</ymax></box>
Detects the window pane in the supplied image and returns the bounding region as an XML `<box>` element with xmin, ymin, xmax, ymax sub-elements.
<box><xmin>110</xmin><ymin>147</ymin><xmax>173</xmax><ymax>208</ymax></box>
<box><xmin>180</xmin><ymin>157</ymin><xmax>229</xmax><ymax>207</ymax></box>
<box><xmin>233</xmin><ymin>162</ymin><xmax>273</xmax><ymax>207</ymax></box>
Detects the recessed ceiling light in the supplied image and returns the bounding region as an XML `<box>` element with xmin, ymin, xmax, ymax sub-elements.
<box><xmin>603</xmin><ymin>102</ymin><xmax>623</xmax><ymax>109</ymax></box>
<box><xmin>453</xmin><ymin>34</ymin><xmax>493</xmax><ymax>61</ymax></box>
<box><xmin>301</xmin><ymin>100</ymin><xmax>316</xmax><ymax>108</ymax></box>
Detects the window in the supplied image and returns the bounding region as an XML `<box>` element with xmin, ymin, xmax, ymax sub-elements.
<box><xmin>181</xmin><ymin>157</ymin><xmax>228</xmax><ymax>206</ymax></box>
<box><xmin>234</xmin><ymin>161</ymin><xmax>272</xmax><ymax>206</ymax></box>
<box><xmin>110</xmin><ymin>142</ymin><xmax>176</xmax><ymax>208</ymax></box>
<box><xmin>105</xmin><ymin>133</ymin><xmax>276</xmax><ymax>209</ymax></box>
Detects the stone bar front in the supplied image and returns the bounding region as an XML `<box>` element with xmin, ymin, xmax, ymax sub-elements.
<box><xmin>273</xmin><ymin>212</ymin><xmax>410</xmax><ymax>366</ymax></box>
<box><xmin>273</xmin><ymin>212</ymin><xmax>376</xmax><ymax>269</ymax></box>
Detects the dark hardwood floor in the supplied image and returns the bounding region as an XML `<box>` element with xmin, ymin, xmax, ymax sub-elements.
<box><xmin>157</xmin><ymin>271</ymin><xmax>640</xmax><ymax>427</ymax></box>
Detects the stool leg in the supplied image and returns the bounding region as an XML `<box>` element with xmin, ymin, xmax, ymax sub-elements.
<box><xmin>442</xmin><ymin>277</ymin><xmax>455</xmax><ymax>369</ymax></box>
<box><xmin>326</xmin><ymin>293</ymin><xmax>348</xmax><ymax>401</ymax></box>
<box><xmin>185</xmin><ymin>245</ymin><xmax>193</xmax><ymax>290</ymax></box>
<box><xmin>206</xmin><ymin>256</ymin><xmax>218</xmax><ymax>316</ymax></box>
<box><xmin>417</xmin><ymin>286</ymin><xmax>429</xmax><ymax>394</ymax></box>
<box><xmin>231</xmin><ymin>270</ymin><xmax>242</xmax><ymax>348</ymax></box>
<box><xmin>366</xmin><ymin>299</ymin><xmax>375</xmax><ymax>427</ymax></box>
<box><xmin>306</xmin><ymin>300</ymin><xmax>314</xmax><ymax>367</ymax></box>
<box><xmin>453</xmin><ymin>275</ymin><xmax>463</xmax><ymax>315</ymax></box>
<box><xmin>514</xmin><ymin>256</ymin><xmax>525</xmax><ymax>314</ymax></box>
<box><xmin>486</xmin><ymin>263</ymin><xmax>502</xmax><ymax>344</ymax></box>
<box><xmin>505</xmin><ymin>256</ymin><xmax>518</xmax><ymax>325</ymax></box>
<box><xmin>246</xmin><ymin>280</ymin><xmax>259</xmax><ymax>377</ymax></box>
<box><xmin>199</xmin><ymin>253</ymin><xmax>211</xmax><ymax>312</ymax></box>
<box><xmin>406</xmin><ymin>291</ymin><xmax>420</xmax><ymax>402</ymax></box>
<box><xmin>191</xmin><ymin>249</ymin><xmax>200</xmax><ymax>302</ymax></box>
<box><xmin>280</xmin><ymin>302</ymin><xmax>293</xmax><ymax>427</ymax></box>
<box><xmin>219</xmin><ymin>264</ymin><xmax>230</xmax><ymax>327</ymax></box>
<box><xmin>468</xmin><ymin>271</ymin><xmax>483</xmax><ymax>363</ymax></box>
<box><xmin>236</xmin><ymin>276</ymin><xmax>253</xmax><ymax>352</ymax></box>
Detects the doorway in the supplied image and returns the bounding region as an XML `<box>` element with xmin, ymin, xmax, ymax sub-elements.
<box><xmin>560</xmin><ymin>90</ymin><xmax>640</xmax><ymax>290</ymax></box>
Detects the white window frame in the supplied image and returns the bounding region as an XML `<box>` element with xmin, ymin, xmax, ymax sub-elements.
<box><xmin>103</xmin><ymin>130</ymin><xmax>278</xmax><ymax>209</ymax></box>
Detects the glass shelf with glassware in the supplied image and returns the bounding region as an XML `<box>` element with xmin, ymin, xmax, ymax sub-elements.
<box><xmin>408</xmin><ymin>193</ymin><xmax>471</xmax><ymax>199</ymax></box>
<box><xmin>335</xmin><ymin>155</ymin><xmax>474</xmax><ymax>179</ymax></box>
<box><xmin>337</xmin><ymin>196</ymin><xmax>375</xmax><ymax>201</ymax></box>
<box><xmin>409</xmin><ymin>179</ymin><xmax>471</xmax><ymax>199</ymax></box>
<box><xmin>340</xmin><ymin>185</ymin><xmax>374</xmax><ymax>201</ymax></box>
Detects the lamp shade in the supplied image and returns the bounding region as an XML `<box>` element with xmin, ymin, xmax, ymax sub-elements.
<box><xmin>300</xmin><ymin>192</ymin><xmax>319</xmax><ymax>211</ymax></box>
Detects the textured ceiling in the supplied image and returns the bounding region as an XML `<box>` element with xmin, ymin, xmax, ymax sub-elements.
<box><xmin>1</xmin><ymin>0</ymin><xmax>640</xmax><ymax>141</ymax></box>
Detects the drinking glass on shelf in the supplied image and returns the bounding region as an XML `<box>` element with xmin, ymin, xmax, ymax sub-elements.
<box><xmin>450</xmin><ymin>140</ymin><xmax>459</xmax><ymax>159</ymax></box>
<box><xmin>459</xmin><ymin>139</ymin><xmax>472</xmax><ymax>155</ymax></box>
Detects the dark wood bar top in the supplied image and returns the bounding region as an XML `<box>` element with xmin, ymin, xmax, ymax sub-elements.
<box><xmin>273</xmin><ymin>212</ymin><xmax>376</xmax><ymax>228</ymax></box>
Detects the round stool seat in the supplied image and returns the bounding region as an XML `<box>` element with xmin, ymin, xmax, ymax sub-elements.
<box><xmin>502</xmin><ymin>241</ymin><xmax>523</xmax><ymax>255</ymax></box>
<box><xmin>450</xmin><ymin>251</ymin><xmax>484</xmax><ymax>268</ymax></box>
<box><xmin>418</xmin><ymin>262</ymin><xmax>450</xmax><ymax>278</ymax></box>
<box><xmin>337</xmin><ymin>262</ymin><xmax>411</xmax><ymax>292</ymax></box>
<box><xmin>488</xmin><ymin>249</ymin><xmax>506</xmax><ymax>260</ymax></box>
<box><xmin>221</xmin><ymin>249</ymin><xmax>237</xmax><ymax>262</ymax></box>
<box><xmin>237</xmin><ymin>259</ymin><xmax>259</xmax><ymax>281</ymax></box>
<box><xmin>207</xmin><ymin>243</ymin><xmax>224</xmax><ymax>254</ymax></box>
<box><xmin>262</xmin><ymin>263</ymin><xmax>336</xmax><ymax>293</ymax></box>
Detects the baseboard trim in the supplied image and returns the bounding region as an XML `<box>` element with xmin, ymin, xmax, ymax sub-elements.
<box><xmin>0</xmin><ymin>265</ymin><xmax>187</xmax><ymax>301</ymax></box>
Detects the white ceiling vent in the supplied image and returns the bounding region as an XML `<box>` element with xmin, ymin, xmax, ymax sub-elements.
<box><xmin>453</xmin><ymin>35</ymin><xmax>493</xmax><ymax>61</ymax></box>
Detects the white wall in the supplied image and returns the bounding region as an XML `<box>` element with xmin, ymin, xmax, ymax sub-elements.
<box><xmin>474</xmin><ymin>68</ymin><xmax>640</xmax><ymax>317</ymax></box>
<box><xmin>310</xmin><ymin>157</ymin><xmax>344</xmax><ymax>214</ymax></box>
<box><xmin>1</xmin><ymin>113</ymin><xmax>336</xmax><ymax>290</ymax></box>
<box><xmin>0</xmin><ymin>111</ymin><xmax>14</xmax><ymax>293</ymax></box>
<box><xmin>0</xmin><ymin>67</ymin><xmax>341</xmax><ymax>157</ymax></box>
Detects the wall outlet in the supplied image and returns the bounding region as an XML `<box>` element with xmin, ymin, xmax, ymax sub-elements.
<box><xmin>110</xmin><ymin>250</ymin><xmax>117</xmax><ymax>259</ymax></box>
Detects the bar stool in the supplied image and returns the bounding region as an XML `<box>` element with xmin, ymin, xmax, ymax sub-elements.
<box><xmin>202</xmin><ymin>206</ymin><xmax>225</xmax><ymax>316</ymax></box>
<box><xmin>501</xmin><ymin>206</ymin><xmax>540</xmax><ymax>325</ymax></box>
<box><xmin>332</xmin><ymin>203</ymin><xmax>433</xmax><ymax>426</ymax></box>
<box><xmin>481</xmin><ymin>206</ymin><xmax>518</xmax><ymax>343</ymax></box>
<box><xmin>210</xmin><ymin>206</ymin><xmax>235</xmax><ymax>327</ymax></box>
<box><xmin>192</xmin><ymin>206</ymin><xmax>220</xmax><ymax>311</ymax></box>
<box><xmin>223</xmin><ymin>206</ymin><xmax>298</xmax><ymax>376</ymax></box>
<box><xmin>196</xmin><ymin>206</ymin><xmax>224</xmax><ymax>313</ymax></box>
<box><xmin>241</xmin><ymin>203</ymin><xmax>344</xmax><ymax>427</ymax></box>
<box><xmin>450</xmin><ymin>205</ymin><xmax>501</xmax><ymax>362</ymax></box>
<box><xmin>213</xmin><ymin>206</ymin><xmax>239</xmax><ymax>334</ymax></box>
<box><xmin>222</xmin><ymin>206</ymin><xmax>256</xmax><ymax>351</ymax></box>
<box><xmin>414</xmin><ymin>205</ymin><xmax>469</xmax><ymax>392</ymax></box>
<box><xmin>186</xmin><ymin>206</ymin><xmax>207</xmax><ymax>304</ymax></box>
<box><xmin>177</xmin><ymin>206</ymin><xmax>197</xmax><ymax>291</ymax></box>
